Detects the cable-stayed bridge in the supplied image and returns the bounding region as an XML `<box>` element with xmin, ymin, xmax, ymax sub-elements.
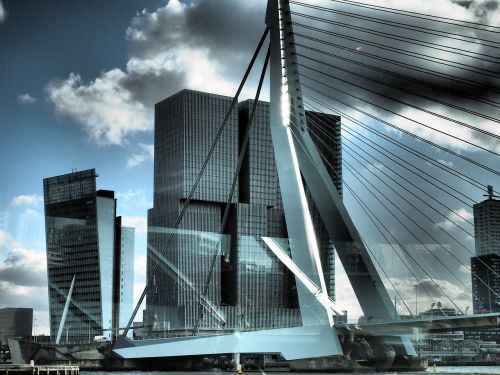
<box><xmin>113</xmin><ymin>0</ymin><xmax>500</xmax><ymax>369</ymax></box>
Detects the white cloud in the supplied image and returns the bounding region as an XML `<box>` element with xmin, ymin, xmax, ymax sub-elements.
<box><xmin>18</xmin><ymin>93</ymin><xmax>37</xmax><ymax>104</ymax></box>
<box><xmin>334</xmin><ymin>270</ymin><xmax>363</xmax><ymax>322</ymax></box>
<box><xmin>122</xmin><ymin>215</ymin><xmax>147</xmax><ymax>235</ymax></box>
<box><xmin>117</xmin><ymin>188</ymin><xmax>151</xmax><ymax>211</ymax></box>
<box><xmin>437</xmin><ymin>159</ymin><xmax>454</xmax><ymax>168</ymax></box>
<box><xmin>45</xmin><ymin>0</ymin><xmax>265</xmax><ymax>146</ymax></box>
<box><xmin>0</xmin><ymin>231</ymin><xmax>48</xmax><ymax>335</ymax></box>
<box><xmin>383</xmin><ymin>106</ymin><xmax>500</xmax><ymax>154</ymax></box>
<box><xmin>127</xmin><ymin>143</ymin><xmax>154</xmax><ymax>168</ymax></box>
<box><xmin>46</xmin><ymin>71</ymin><xmax>151</xmax><ymax>146</ymax></box>
<box><xmin>0</xmin><ymin>1</ymin><xmax>5</xmax><ymax>22</ymax></box>
<box><xmin>134</xmin><ymin>255</ymin><xmax>147</xmax><ymax>279</ymax></box>
<box><xmin>385</xmin><ymin>276</ymin><xmax>471</xmax><ymax>315</ymax></box>
<box><xmin>11</xmin><ymin>194</ymin><xmax>43</xmax><ymax>207</ymax></box>
<box><xmin>0</xmin><ymin>245</ymin><xmax>47</xmax><ymax>286</ymax></box>
<box><xmin>302</xmin><ymin>0</ymin><xmax>500</xmax><ymax>154</ymax></box>
<box><xmin>436</xmin><ymin>207</ymin><xmax>473</xmax><ymax>230</ymax></box>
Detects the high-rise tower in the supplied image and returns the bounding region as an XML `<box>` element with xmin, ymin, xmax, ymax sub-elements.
<box><xmin>43</xmin><ymin>169</ymin><xmax>134</xmax><ymax>342</ymax></box>
<box><xmin>146</xmin><ymin>90</ymin><xmax>342</xmax><ymax>334</ymax></box>
<box><xmin>147</xmin><ymin>90</ymin><xmax>238</xmax><ymax>331</ymax></box>
<box><xmin>470</xmin><ymin>185</ymin><xmax>500</xmax><ymax>341</ymax></box>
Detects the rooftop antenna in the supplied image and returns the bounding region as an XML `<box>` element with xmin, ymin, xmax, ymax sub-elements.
<box><xmin>484</xmin><ymin>185</ymin><xmax>499</xmax><ymax>200</ymax></box>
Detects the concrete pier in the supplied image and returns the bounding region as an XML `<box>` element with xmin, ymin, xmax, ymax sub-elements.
<box><xmin>0</xmin><ymin>365</ymin><xmax>79</xmax><ymax>375</ymax></box>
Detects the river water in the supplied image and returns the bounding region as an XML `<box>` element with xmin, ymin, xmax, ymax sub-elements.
<box><xmin>81</xmin><ymin>368</ymin><xmax>500</xmax><ymax>375</ymax></box>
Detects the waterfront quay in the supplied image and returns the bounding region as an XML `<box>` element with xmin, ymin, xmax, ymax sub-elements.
<box><xmin>74</xmin><ymin>369</ymin><xmax>500</xmax><ymax>375</ymax></box>
<box><xmin>0</xmin><ymin>365</ymin><xmax>79</xmax><ymax>375</ymax></box>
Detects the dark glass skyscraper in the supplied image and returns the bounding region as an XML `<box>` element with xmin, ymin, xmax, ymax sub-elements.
<box><xmin>147</xmin><ymin>90</ymin><xmax>238</xmax><ymax>332</ymax></box>
<box><xmin>146</xmin><ymin>90</ymin><xmax>341</xmax><ymax>334</ymax></box>
<box><xmin>469</xmin><ymin>190</ymin><xmax>500</xmax><ymax>342</ymax></box>
<box><xmin>43</xmin><ymin>169</ymin><xmax>134</xmax><ymax>342</ymax></box>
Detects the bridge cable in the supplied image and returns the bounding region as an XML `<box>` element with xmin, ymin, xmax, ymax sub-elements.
<box><xmin>294</xmin><ymin>32</ymin><xmax>500</xmax><ymax>96</ymax></box>
<box><xmin>297</xmin><ymin>54</ymin><xmax>500</xmax><ymax>126</ymax></box>
<box><xmin>299</xmin><ymin>63</ymin><xmax>500</xmax><ymax>140</ymax></box>
<box><xmin>304</xmin><ymin>100</ymin><xmax>477</xmax><ymax>208</ymax></box>
<box><xmin>308</xmin><ymin>109</ymin><xmax>477</xmax><ymax>242</ymax></box>
<box><xmin>290</xmin><ymin>8</ymin><xmax>500</xmax><ymax>49</ymax></box>
<box><xmin>304</xmin><ymin>101</ymin><xmax>500</xmax><ymax>285</ymax></box>
<box><xmin>291</xmin><ymin>19</ymin><xmax>500</xmax><ymax>70</ymax></box>
<box><xmin>294</xmin><ymin>44</ymin><xmax>500</xmax><ymax>109</ymax></box>
<box><xmin>300</xmin><ymin>83</ymin><xmax>500</xmax><ymax>177</ymax></box>
<box><xmin>326</xmin><ymin>0</ymin><xmax>500</xmax><ymax>31</ymax></box>
<box><xmin>288</xmin><ymin>123</ymin><xmax>416</xmax><ymax>317</ymax></box>
<box><xmin>302</xmin><ymin>91</ymin><xmax>492</xmax><ymax>195</ymax></box>
<box><xmin>193</xmin><ymin>47</ymin><xmax>271</xmax><ymax>334</ymax></box>
<box><xmin>304</xmin><ymin>117</ymin><xmax>500</xmax><ymax>297</ymax></box>
<box><xmin>304</xmin><ymin>101</ymin><xmax>476</xmax><ymax>230</ymax></box>
<box><xmin>300</xmin><ymin>113</ymin><xmax>477</xmax><ymax>293</ymax></box>
<box><xmin>288</xmin><ymin>118</ymin><xmax>455</xmax><ymax>315</ymax></box>
<box><xmin>287</xmin><ymin>117</ymin><xmax>421</xmax><ymax>317</ymax></box>
<box><xmin>122</xmin><ymin>27</ymin><xmax>270</xmax><ymax>337</ymax></box>
<box><xmin>292</xmin><ymin>21</ymin><xmax>500</xmax><ymax>71</ymax></box>
<box><xmin>300</xmin><ymin>73</ymin><xmax>500</xmax><ymax>156</ymax></box>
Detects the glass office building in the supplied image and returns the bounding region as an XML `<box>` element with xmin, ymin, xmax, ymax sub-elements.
<box><xmin>147</xmin><ymin>90</ymin><xmax>238</xmax><ymax>332</ymax></box>
<box><xmin>468</xmin><ymin>193</ymin><xmax>500</xmax><ymax>341</ymax></box>
<box><xmin>146</xmin><ymin>91</ymin><xmax>342</xmax><ymax>334</ymax></box>
<box><xmin>43</xmin><ymin>169</ymin><xmax>134</xmax><ymax>342</ymax></box>
<box><xmin>474</xmin><ymin>197</ymin><xmax>500</xmax><ymax>257</ymax></box>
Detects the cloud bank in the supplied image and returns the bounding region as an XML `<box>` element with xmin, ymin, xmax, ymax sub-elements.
<box><xmin>0</xmin><ymin>230</ymin><xmax>48</xmax><ymax>314</ymax></box>
<box><xmin>296</xmin><ymin>0</ymin><xmax>500</xmax><ymax>153</ymax></box>
<box><xmin>46</xmin><ymin>0</ymin><xmax>266</xmax><ymax>146</ymax></box>
<box><xmin>11</xmin><ymin>194</ymin><xmax>43</xmax><ymax>207</ymax></box>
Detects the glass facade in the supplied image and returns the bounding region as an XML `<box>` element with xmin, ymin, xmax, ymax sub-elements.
<box><xmin>469</xmin><ymin>198</ymin><xmax>500</xmax><ymax>341</ymax></box>
<box><xmin>473</xmin><ymin>199</ymin><xmax>500</xmax><ymax>257</ymax></box>
<box><xmin>146</xmin><ymin>91</ymin><xmax>342</xmax><ymax>335</ymax></box>
<box><xmin>147</xmin><ymin>90</ymin><xmax>238</xmax><ymax>332</ymax></box>
<box><xmin>43</xmin><ymin>169</ymin><xmax>134</xmax><ymax>342</ymax></box>
<box><xmin>118</xmin><ymin>226</ymin><xmax>135</xmax><ymax>337</ymax></box>
<box><xmin>468</xmin><ymin>253</ymin><xmax>500</xmax><ymax>341</ymax></box>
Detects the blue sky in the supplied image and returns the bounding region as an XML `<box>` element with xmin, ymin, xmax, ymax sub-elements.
<box><xmin>0</xmin><ymin>0</ymin><xmax>499</xmax><ymax>334</ymax></box>
<box><xmin>0</xmin><ymin>0</ymin><xmax>269</xmax><ymax>334</ymax></box>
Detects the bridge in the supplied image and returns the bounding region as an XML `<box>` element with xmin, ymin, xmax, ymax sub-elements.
<box><xmin>112</xmin><ymin>0</ymin><xmax>500</xmax><ymax>369</ymax></box>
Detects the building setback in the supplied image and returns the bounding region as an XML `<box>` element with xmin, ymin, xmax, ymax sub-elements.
<box><xmin>0</xmin><ymin>308</ymin><xmax>32</xmax><ymax>345</ymax></box>
<box><xmin>43</xmin><ymin>169</ymin><xmax>134</xmax><ymax>342</ymax></box>
<box><xmin>145</xmin><ymin>90</ymin><xmax>342</xmax><ymax>334</ymax></box>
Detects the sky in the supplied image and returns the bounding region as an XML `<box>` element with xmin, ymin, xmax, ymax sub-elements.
<box><xmin>0</xmin><ymin>0</ymin><xmax>499</xmax><ymax>335</ymax></box>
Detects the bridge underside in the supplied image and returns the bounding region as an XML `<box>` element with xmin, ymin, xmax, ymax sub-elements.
<box><xmin>112</xmin><ymin>313</ymin><xmax>500</xmax><ymax>360</ymax></box>
<box><xmin>113</xmin><ymin>324</ymin><xmax>341</xmax><ymax>360</ymax></box>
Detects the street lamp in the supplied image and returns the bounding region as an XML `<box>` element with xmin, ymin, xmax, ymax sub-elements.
<box><xmin>65</xmin><ymin>326</ymin><xmax>71</xmax><ymax>344</ymax></box>
<box><xmin>414</xmin><ymin>285</ymin><xmax>418</xmax><ymax>318</ymax></box>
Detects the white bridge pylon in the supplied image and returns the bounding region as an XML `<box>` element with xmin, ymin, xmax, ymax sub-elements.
<box><xmin>114</xmin><ymin>0</ymin><xmax>407</xmax><ymax>360</ymax></box>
